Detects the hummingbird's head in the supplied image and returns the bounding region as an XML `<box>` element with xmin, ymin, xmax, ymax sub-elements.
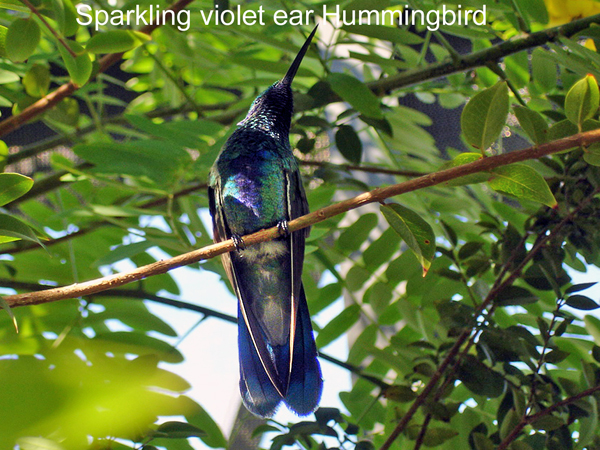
<box><xmin>237</xmin><ymin>25</ymin><xmax>318</xmax><ymax>140</ymax></box>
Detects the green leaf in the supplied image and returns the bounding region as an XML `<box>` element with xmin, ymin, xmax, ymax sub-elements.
<box><xmin>86</xmin><ymin>30</ymin><xmax>150</xmax><ymax>54</ymax></box>
<box><xmin>23</xmin><ymin>64</ymin><xmax>49</xmax><ymax>98</ymax></box>
<box><xmin>341</xmin><ymin>24</ymin><xmax>423</xmax><ymax>45</ymax></box>
<box><xmin>0</xmin><ymin>213</ymin><xmax>43</xmax><ymax>246</ymax></box>
<box><xmin>0</xmin><ymin>25</ymin><xmax>7</xmax><ymax>58</ymax></box>
<box><xmin>155</xmin><ymin>421</ymin><xmax>205</xmax><ymax>439</ymax></box>
<box><xmin>441</xmin><ymin>152</ymin><xmax>490</xmax><ymax>186</ymax></box>
<box><xmin>327</xmin><ymin>72</ymin><xmax>383</xmax><ymax>119</ymax></box>
<box><xmin>461</xmin><ymin>81</ymin><xmax>509</xmax><ymax>151</ymax></box>
<box><xmin>46</xmin><ymin>98</ymin><xmax>80</xmax><ymax>126</ymax></box>
<box><xmin>337</xmin><ymin>213</ymin><xmax>378</xmax><ymax>253</ymax></box>
<box><xmin>584</xmin><ymin>315</ymin><xmax>600</xmax><ymax>346</ymax></box>
<box><xmin>0</xmin><ymin>173</ymin><xmax>33</xmax><ymax>206</ymax></box>
<box><xmin>457</xmin><ymin>355</ymin><xmax>505</xmax><ymax>398</ymax></box>
<box><xmin>73</xmin><ymin>140</ymin><xmax>191</xmax><ymax>185</ymax></box>
<box><xmin>316</xmin><ymin>304</ymin><xmax>361</xmax><ymax>348</ymax></box>
<box><xmin>335</xmin><ymin>124</ymin><xmax>362</xmax><ymax>164</ymax></box>
<box><xmin>381</xmin><ymin>203</ymin><xmax>436</xmax><ymax>275</ymax></box>
<box><xmin>488</xmin><ymin>164</ymin><xmax>557</xmax><ymax>207</ymax></box>
<box><xmin>513</xmin><ymin>105</ymin><xmax>548</xmax><ymax>144</ymax></box>
<box><xmin>517</xmin><ymin>0</ymin><xmax>548</xmax><ymax>24</ymax></box>
<box><xmin>566</xmin><ymin>294</ymin><xmax>600</xmax><ymax>310</ymax></box>
<box><xmin>59</xmin><ymin>40</ymin><xmax>92</xmax><ymax>87</ymax></box>
<box><xmin>0</xmin><ymin>294</ymin><xmax>17</xmax><ymax>333</ymax></box>
<box><xmin>565</xmin><ymin>74</ymin><xmax>599</xmax><ymax>127</ymax></box>
<box><xmin>422</xmin><ymin>427</ymin><xmax>459</xmax><ymax>447</ymax></box>
<box><xmin>92</xmin><ymin>240</ymin><xmax>154</xmax><ymax>267</ymax></box>
<box><xmin>495</xmin><ymin>286</ymin><xmax>538</xmax><ymax>306</ymax></box>
<box><xmin>565</xmin><ymin>282</ymin><xmax>597</xmax><ymax>294</ymax></box>
<box><xmin>383</xmin><ymin>385</ymin><xmax>417</xmax><ymax>403</ymax></box>
<box><xmin>186</xmin><ymin>403</ymin><xmax>227</xmax><ymax>448</ymax></box>
<box><xmin>16</xmin><ymin>437</ymin><xmax>65</xmax><ymax>450</ymax></box>
<box><xmin>530</xmin><ymin>415</ymin><xmax>565</xmax><ymax>431</ymax></box>
<box><xmin>6</xmin><ymin>18</ymin><xmax>40</xmax><ymax>62</ymax></box>
<box><xmin>532</xmin><ymin>48</ymin><xmax>557</xmax><ymax>93</ymax></box>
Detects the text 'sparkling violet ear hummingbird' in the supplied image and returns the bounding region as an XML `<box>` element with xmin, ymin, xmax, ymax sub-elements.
<box><xmin>208</xmin><ymin>25</ymin><xmax>322</xmax><ymax>418</ymax></box>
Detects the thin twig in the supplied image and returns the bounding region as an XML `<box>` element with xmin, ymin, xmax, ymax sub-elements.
<box><xmin>4</xmin><ymin>127</ymin><xmax>600</xmax><ymax>308</ymax></box>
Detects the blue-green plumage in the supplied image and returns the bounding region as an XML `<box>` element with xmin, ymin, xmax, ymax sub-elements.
<box><xmin>208</xmin><ymin>26</ymin><xmax>322</xmax><ymax>417</ymax></box>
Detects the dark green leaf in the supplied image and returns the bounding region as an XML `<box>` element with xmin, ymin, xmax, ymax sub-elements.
<box><xmin>342</xmin><ymin>24</ymin><xmax>423</xmax><ymax>45</ymax></box>
<box><xmin>155</xmin><ymin>421</ymin><xmax>205</xmax><ymax>438</ymax></box>
<box><xmin>383</xmin><ymin>385</ymin><xmax>417</xmax><ymax>403</ymax></box>
<box><xmin>565</xmin><ymin>282</ymin><xmax>597</xmax><ymax>294</ymax></box>
<box><xmin>337</xmin><ymin>213</ymin><xmax>378</xmax><ymax>253</ymax></box>
<box><xmin>0</xmin><ymin>213</ymin><xmax>43</xmax><ymax>246</ymax></box>
<box><xmin>495</xmin><ymin>286</ymin><xmax>538</xmax><ymax>306</ymax></box>
<box><xmin>566</xmin><ymin>295</ymin><xmax>600</xmax><ymax>310</ymax></box>
<box><xmin>335</xmin><ymin>124</ymin><xmax>362</xmax><ymax>164</ymax></box>
<box><xmin>457</xmin><ymin>355</ymin><xmax>505</xmax><ymax>398</ymax></box>
<box><xmin>532</xmin><ymin>48</ymin><xmax>557</xmax><ymax>93</ymax></box>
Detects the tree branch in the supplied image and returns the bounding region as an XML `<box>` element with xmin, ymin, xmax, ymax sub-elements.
<box><xmin>4</xmin><ymin>128</ymin><xmax>600</xmax><ymax>308</ymax></box>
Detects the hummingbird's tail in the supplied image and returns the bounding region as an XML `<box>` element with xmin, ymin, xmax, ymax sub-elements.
<box><xmin>284</xmin><ymin>285</ymin><xmax>323</xmax><ymax>415</ymax></box>
<box><xmin>238</xmin><ymin>286</ymin><xmax>322</xmax><ymax>418</ymax></box>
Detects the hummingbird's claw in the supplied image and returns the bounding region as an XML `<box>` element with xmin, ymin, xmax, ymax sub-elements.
<box><xmin>278</xmin><ymin>220</ymin><xmax>290</xmax><ymax>237</ymax></box>
<box><xmin>232</xmin><ymin>234</ymin><xmax>246</xmax><ymax>251</ymax></box>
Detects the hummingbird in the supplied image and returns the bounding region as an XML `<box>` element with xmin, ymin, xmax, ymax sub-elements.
<box><xmin>208</xmin><ymin>26</ymin><xmax>322</xmax><ymax>418</ymax></box>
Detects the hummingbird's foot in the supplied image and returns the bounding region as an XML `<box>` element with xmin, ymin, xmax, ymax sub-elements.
<box><xmin>277</xmin><ymin>220</ymin><xmax>290</xmax><ymax>237</ymax></box>
<box><xmin>232</xmin><ymin>234</ymin><xmax>246</xmax><ymax>251</ymax></box>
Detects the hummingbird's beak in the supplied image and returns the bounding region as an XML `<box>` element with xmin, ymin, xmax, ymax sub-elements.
<box><xmin>282</xmin><ymin>24</ymin><xmax>318</xmax><ymax>87</ymax></box>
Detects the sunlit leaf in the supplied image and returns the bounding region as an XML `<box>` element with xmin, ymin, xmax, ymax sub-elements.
<box><xmin>381</xmin><ymin>203</ymin><xmax>435</xmax><ymax>275</ymax></box>
<box><xmin>488</xmin><ymin>164</ymin><xmax>557</xmax><ymax>207</ymax></box>
<box><xmin>461</xmin><ymin>81</ymin><xmax>509</xmax><ymax>151</ymax></box>
<box><xmin>565</xmin><ymin>74</ymin><xmax>599</xmax><ymax>127</ymax></box>
<box><xmin>6</xmin><ymin>18</ymin><xmax>40</xmax><ymax>62</ymax></box>
<box><xmin>0</xmin><ymin>173</ymin><xmax>33</xmax><ymax>206</ymax></box>
<box><xmin>86</xmin><ymin>30</ymin><xmax>150</xmax><ymax>54</ymax></box>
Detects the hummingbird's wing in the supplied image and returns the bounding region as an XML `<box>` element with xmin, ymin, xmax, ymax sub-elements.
<box><xmin>208</xmin><ymin>181</ymin><xmax>287</xmax><ymax>417</ymax></box>
<box><xmin>282</xmin><ymin>168</ymin><xmax>323</xmax><ymax>415</ymax></box>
